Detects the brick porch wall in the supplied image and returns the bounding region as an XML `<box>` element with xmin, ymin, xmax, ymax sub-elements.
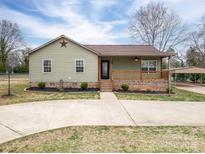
<box><xmin>112</xmin><ymin>79</ymin><xmax>168</xmax><ymax>92</ymax></box>
<box><xmin>30</xmin><ymin>82</ymin><xmax>100</xmax><ymax>89</ymax></box>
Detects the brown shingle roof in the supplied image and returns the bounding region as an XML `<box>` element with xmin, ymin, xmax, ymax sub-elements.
<box><xmin>29</xmin><ymin>35</ymin><xmax>175</xmax><ymax>57</ymax></box>
<box><xmin>84</xmin><ymin>45</ymin><xmax>174</xmax><ymax>57</ymax></box>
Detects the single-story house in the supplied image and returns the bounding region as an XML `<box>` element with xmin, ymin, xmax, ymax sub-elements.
<box><xmin>29</xmin><ymin>35</ymin><xmax>174</xmax><ymax>92</ymax></box>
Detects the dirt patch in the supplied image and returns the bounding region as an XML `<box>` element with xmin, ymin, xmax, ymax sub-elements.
<box><xmin>114</xmin><ymin>90</ymin><xmax>173</xmax><ymax>95</ymax></box>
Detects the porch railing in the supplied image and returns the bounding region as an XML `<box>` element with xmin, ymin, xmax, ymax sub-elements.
<box><xmin>112</xmin><ymin>70</ymin><xmax>169</xmax><ymax>80</ymax></box>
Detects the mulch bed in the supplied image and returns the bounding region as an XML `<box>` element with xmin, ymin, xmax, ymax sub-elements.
<box><xmin>114</xmin><ymin>90</ymin><xmax>175</xmax><ymax>95</ymax></box>
<box><xmin>26</xmin><ymin>87</ymin><xmax>99</xmax><ymax>92</ymax></box>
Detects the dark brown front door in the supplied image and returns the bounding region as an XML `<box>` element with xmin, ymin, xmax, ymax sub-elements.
<box><xmin>101</xmin><ymin>60</ymin><xmax>109</xmax><ymax>79</ymax></box>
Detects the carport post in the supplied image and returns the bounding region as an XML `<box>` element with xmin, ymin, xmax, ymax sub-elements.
<box><xmin>195</xmin><ymin>73</ymin><xmax>196</xmax><ymax>84</ymax></box>
<box><xmin>201</xmin><ymin>74</ymin><xmax>202</xmax><ymax>85</ymax></box>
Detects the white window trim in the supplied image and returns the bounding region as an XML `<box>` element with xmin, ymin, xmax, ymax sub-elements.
<box><xmin>141</xmin><ymin>60</ymin><xmax>157</xmax><ymax>74</ymax></box>
<box><xmin>42</xmin><ymin>59</ymin><xmax>52</xmax><ymax>73</ymax></box>
<box><xmin>75</xmin><ymin>59</ymin><xmax>85</xmax><ymax>73</ymax></box>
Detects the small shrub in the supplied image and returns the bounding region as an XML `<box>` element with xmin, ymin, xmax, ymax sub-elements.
<box><xmin>121</xmin><ymin>84</ymin><xmax>129</xmax><ymax>91</ymax></box>
<box><xmin>38</xmin><ymin>82</ymin><xmax>46</xmax><ymax>89</ymax></box>
<box><xmin>80</xmin><ymin>82</ymin><xmax>88</xmax><ymax>90</ymax></box>
<box><xmin>58</xmin><ymin>87</ymin><xmax>64</xmax><ymax>92</ymax></box>
<box><xmin>146</xmin><ymin>89</ymin><xmax>152</xmax><ymax>93</ymax></box>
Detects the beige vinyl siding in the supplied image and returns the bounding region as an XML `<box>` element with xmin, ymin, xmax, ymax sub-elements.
<box><xmin>112</xmin><ymin>57</ymin><xmax>161</xmax><ymax>71</ymax></box>
<box><xmin>29</xmin><ymin>38</ymin><xmax>98</xmax><ymax>82</ymax></box>
<box><xmin>112</xmin><ymin>57</ymin><xmax>140</xmax><ymax>70</ymax></box>
<box><xmin>112</xmin><ymin>56</ymin><xmax>161</xmax><ymax>79</ymax></box>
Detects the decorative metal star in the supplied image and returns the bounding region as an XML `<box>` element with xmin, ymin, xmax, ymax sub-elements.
<box><xmin>60</xmin><ymin>39</ymin><xmax>68</xmax><ymax>48</ymax></box>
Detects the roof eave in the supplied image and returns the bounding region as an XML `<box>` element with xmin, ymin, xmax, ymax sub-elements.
<box><xmin>99</xmin><ymin>54</ymin><xmax>175</xmax><ymax>57</ymax></box>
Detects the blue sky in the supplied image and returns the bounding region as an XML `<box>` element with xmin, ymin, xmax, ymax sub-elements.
<box><xmin>0</xmin><ymin>0</ymin><xmax>205</xmax><ymax>48</ymax></box>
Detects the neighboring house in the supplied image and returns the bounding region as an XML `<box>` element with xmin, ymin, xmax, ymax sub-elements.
<box><xmin>29</xmin><ymin>35</ymin><xmax>174</xmax><ymax>92</ymax></box>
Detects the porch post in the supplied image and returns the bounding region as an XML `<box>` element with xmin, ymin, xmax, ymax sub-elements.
<box><xmin>139</xmin><ymin>58</ymin><xmax>142</xmax><ymax>80</ymax></box>
<box><xmin>160</xmin><ymin>57</ymin><xmax>163</xmax><ymax>78</ymax></box>
<box><xmin>110</xmin><ymin>57</ymin><xmax>113</xmax><ymax>80</ymax></box>
<box><xmin>168</xmin><ymin>56</ymin><xmax>171</xmax><ymax>95</ymax></box>
<box><xmin>98</xmin><ymin>57</ymin><xmax>101</xmax><ymax>81</ymax></box>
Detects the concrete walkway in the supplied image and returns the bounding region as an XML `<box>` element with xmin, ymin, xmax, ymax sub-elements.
<box><xmin>176</xmin><ymin>83</ymin><xmax>205</xmax><ymax>95</ymax></box>
<box><xmin>100</xmin><ymin>92</ymin><xmax>118</xmax><ymax>101</ymax></box>
<box><xmin>0</xmin><ymin>92</ymin><xmax>205</xmax><ymax>144</ymax></box>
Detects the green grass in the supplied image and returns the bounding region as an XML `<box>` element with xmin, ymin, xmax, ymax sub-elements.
<box><xmin>0</xmin><ymin>81</ymin><xmax>99</xmax><ymax>106</ymax></box>
<box><xmin>0</xmin><ymin>126</ymin><xmax>205</xmax><ymax>152</ymax></box>
<box><xmin>115</xmin><ymin>88</ymin><xmax>205</xmax><ymax>101</ymax></box>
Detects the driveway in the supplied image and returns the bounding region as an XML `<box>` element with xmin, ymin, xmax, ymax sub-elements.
<box><xmin>0</xmin><ymin>92</ymin><xmax>205</xmax><ymax>144</ymax></box>
<box><xmin>176</xmin><ymin>83</ymin><xmax>205</xmax><ymax>95</ymax></box>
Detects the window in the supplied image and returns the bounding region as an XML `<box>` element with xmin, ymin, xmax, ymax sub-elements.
<box><xmin>149</xmin><ymin>60</ymin><xmax>157</xmax><ymax>72</ymax></box>
<box><xmin>141</xmin><ymin>60</ymin><xmax>157</xmax><ymax>73</ymax></box>
<box><xmin>75</xmin><ymin>59</ymin><xmax>84</xmax><ymax>72</ymax></box>
<box><xmin>43</xmin><ymin>59</ymin><xmax>51</xmax><ymax>73</ymax></box>
<box><xmin>141</xmin><ymin>60</ymin><xmax>149</xmax><ymax>72</ymax></box>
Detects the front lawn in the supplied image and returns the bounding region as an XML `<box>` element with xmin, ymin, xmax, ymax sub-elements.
<box><xmin>0</xmin><ymin>81</ymin><xmax>100</xmax><ymax>106</ymax></box>
<box><xmin>0</xmin><ymin>126</ymin><xmax>205</xmax><ymax>152</ymax></box>
<box><xmin>115</xmin><ymin>88</ymin><xmax>205</xmax><ymax>101</ymax></box>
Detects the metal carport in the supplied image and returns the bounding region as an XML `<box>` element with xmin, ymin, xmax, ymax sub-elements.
<box><xmin>170</xmin><ymin>67</ymin><xmax>205</xmax><ymax>84</ymax></box>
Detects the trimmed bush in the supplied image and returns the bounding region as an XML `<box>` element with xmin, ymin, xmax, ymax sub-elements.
<box><xmin>146</xmin><ymin>89</ymin><xmax>152</xmax><ymax>93</ymax></box>
<box><xmin>80</xmin><ymin>82</ymin><xmax>88</xmax><ymax>90</ymax></box>
<box><xmin>121</xmin><ymin>84</ymin><xmax>129</xmax><ymax>91</ymax></box>
<box><xmin>38</xmin><ymin>82</ymin><xmax>46</xmax><ymax>89</ymax></box>
<box><xmin>57</xmin><ymin>87</ymin><xmax>64</xmax><ymax>92</ymax></box>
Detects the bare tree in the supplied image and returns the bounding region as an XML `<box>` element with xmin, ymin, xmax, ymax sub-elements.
<box><xmin>0</xmin><ymin>20</ymin><xmax>23</xmax><ymax>71</ymax></box>
<box><xmin>189</xmin><ymin>15</ymin><xmax>205</xmax><ymax>67</ymax></box>
<box><xmin>129</xmin><ymin>1</ymin><xmax>186</xmax><ymax>51</ymax></box>
<box><xmin>173</xmin><ymin>50</ymin><xmax>185</xmax><ymax>67</ymax></box>
<box><xmin>6</xmin><ymin>51</ymin><xmax>22</xmax><ymax>72</ymax></box>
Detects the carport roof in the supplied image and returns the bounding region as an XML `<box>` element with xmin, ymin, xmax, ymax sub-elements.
<box><xmin>170</xmin><ymin>67</ymin><xmax>205</xmax><ymax>74</ymax></box>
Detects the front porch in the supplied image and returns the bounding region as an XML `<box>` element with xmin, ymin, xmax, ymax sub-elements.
<box><xmin>98</xmin><ymin>56</ymin><xmax>169</xmax><ymax>92</ymax></box>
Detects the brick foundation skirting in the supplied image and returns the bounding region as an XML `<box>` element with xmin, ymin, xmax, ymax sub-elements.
<box><xmin>112</xmin><ymin>79</ymin><xmax>168</xmax><ymax>92</ymax></box>
<box><xmin>30</xmin><ymin>79</ymin><xmax>167</xmax><ymax>92</ymax></box>
<box><xmin>30</xmin><ymin>82</ymin><xmax>100</xmax><ymax>89</ymax></box>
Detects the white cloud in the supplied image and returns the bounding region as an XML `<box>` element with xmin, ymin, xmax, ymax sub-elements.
<box><xmin>169</xmin><ymin>0</ymin><xmax>205</xmax><ymax>23</ymax></box>
<box><xmin>2</xmin><ymin>0</ymin><xmax>203</xmax><ymax>46</ymax></box>
<box><xmin>30</xmin><ymin>0</ymin><xmax>128</xmax><ymax>43</ymax></box>
<box><xmin>127</xmin><ymin>0</ymin><xmax>205</xmax><ymax>24</ymax></box>
<box><xmin>0</xmin><ymin>0</ymin><xmax>128</xmax><ymax>45</ymax></box>
<box><xmin>89</xmin><ymin>0</ymin><xmax>117</xmax><ymax>20</ymax></box>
